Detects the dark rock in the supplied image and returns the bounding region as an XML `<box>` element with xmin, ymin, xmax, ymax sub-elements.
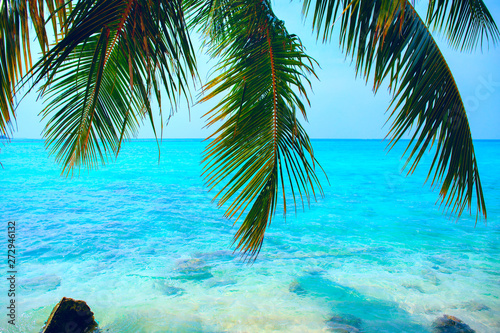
<box><xmin>432</xmin><ymin>315</ymin><xmax>475</xmax><ymax>333</ymax></box>
<box><xmin>289</xmin><ymin>280</ymin><xmax>307</xmax><ymax>295</ymax></box>
<box><xmin>42</xmin><ymin>297</ymin><xmax>98</xmax><ymax>333</ymax></box>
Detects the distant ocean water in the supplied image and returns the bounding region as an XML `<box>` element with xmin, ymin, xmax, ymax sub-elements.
<box><xmin>1</xmin><ymin>139</ymin><xmax>499</xmax><ymax>333</ymax></box>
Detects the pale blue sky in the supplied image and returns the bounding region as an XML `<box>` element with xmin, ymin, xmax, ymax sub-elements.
<box><xmin>13</xmin><ymin>0</ymin><xmax>500</xmax><ymax>139</ymax></box>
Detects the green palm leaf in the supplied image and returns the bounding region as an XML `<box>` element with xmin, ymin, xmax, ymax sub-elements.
<box><xmin>426</xmin><ymin>0</ymin><xmax>500</xmax><ymax>50</ymax></box>
<box><xmin>0</xmin><ymin>0</ymin><xmax>69</xmax><ymax>137</ymax></box>
<box><xmin>303</xmin><ymin>0</ymin><xmax>487</xmax><ymax>219</ymax></box>
<box><xmin>196</xmin><ymin>0</ymin><xmax>323</xmax><ymax>260</ymax></box>
<box><xmin>28</xmin><ymin>0</ymin><xmax>196</xmax><ymax>174</ymax></box>
<box><xmin>1</xmin><ymin>0</ymin><xmax>34</xmax><ymax>137</ymax></box>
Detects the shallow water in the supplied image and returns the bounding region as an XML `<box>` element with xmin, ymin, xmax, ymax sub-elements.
<box><xmin>1</xmin><ymin>139</ymin><xmax>499</xmax><ymax>332</ymax></box>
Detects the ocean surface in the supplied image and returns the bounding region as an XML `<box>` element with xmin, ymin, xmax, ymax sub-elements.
<box><xmin>0</xmin><ymin>139</ymin><xmax>499</xmax><ymax>333</ymax></box>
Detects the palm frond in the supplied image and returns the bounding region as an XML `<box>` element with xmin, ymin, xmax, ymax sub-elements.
<box><xmin>303</xmin><ymin>0</ymin><xmax>487</xmax><ymax>220</ymax></box>
<box><xmin>0</xmin><ymin>0</ymin><xmax>70</xmax><ymax>138</ymax></box>
<box><xmin>426</xmin><ymin>0</ymin><xmax>500</xmax><ymax>51</ymax></box>
<box><xmin>184</xmin><ymin>0</ymin><xmax>238</xmax><ymax>37</ymax></box>
<box><xmin>28</xmin><ymin>0</ymin><xmax>196</xmax><ymax>174</ymax></box>
<box><xmin>0</xmin><ymin>1</ymin><xmax>31</xmax><ymax>137</ymax></box>
<box><xmin>197</xmin><ymin>0</ymin><xmax>323</xmax><ymax>260</ymax></box>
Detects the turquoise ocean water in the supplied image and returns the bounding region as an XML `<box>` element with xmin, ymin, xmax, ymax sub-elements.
<box><xmin>1</xmin><ymin>139</ymin><xmax>499</xmax><ymax>332</ymax></box>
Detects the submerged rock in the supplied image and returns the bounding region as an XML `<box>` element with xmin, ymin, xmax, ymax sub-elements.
<box><xmin>154</xmin><ymin>280</ymin><xmax>185</xmax><ymax>297</ymax></box>
<box><xmin>289</xmin><ymin>280</ymin><xmax>307</xmax><ymax>295</ymax></box>
<box><xmin>429</xmin><ymin>256</ymin><xmax>448</xmax><ymax>266</ymax></box>
<box><xmin>174</xmin><ymin>258</ymin><xmax>206</xmax><ymax>272</ymax></box>
<box><xmin>173</xmin><ymin>271</ymin><xmax>213</xmax><ymax>281</ymax></box>
<box><xmin>326</xmin><ymin>314</ymin><xmax>362</xmax><ymax>332</ymax></box>
<box><xmin>173</xmin><ymin>258</ymin><xmax>213</xmax><ymax>281</ymax></box>
<box><xmin>461</xmin><ymin>301</ymin><xmax>490</xmax><ymax>312</ymax></box>
<box><xmin>20</xmin><ymin>274</ymin><xmax>61</xmax><ymax>292</ymax></box>
<box><xmin>402</xmin><ymin>283</ymin><xmax>425</xmax><ymax>293</ymax></box>
<box><xmin>422</xmin><ymin>271</ymin><xmax>441</xmax><ymax>286</ymax></box>
<box><xmin>303</xmin><ymin>266</ymin><xmax>326</xmax><ymax>275</ymax></box>
<box><xmin>193</xmin><ymin>250</ymin><xmax>235</xmax><ymax>261</ymax></box>
<box><xmin>326</xmin><ymin>323</ymin><xmax>360</xmax><ymax>333</ymax></box>
<box><xmin>206</xmin><ymin>278</ymin><xmax>237</xmax><ymax>288</ymax></box>
<box><xmin>295</xmin><ymin>275</ymin><xmax>425</xmax><ymax>331</ymax></box>
<box><xmin>438</xmin><ymin>267</ymin><xmax>453</xmax><ymax>274</ymax></box>
<box><xmin>41</xmin><ymin>297</ymin><xmax>98</xmax><ymax>333</ymax></box>
<box><xmin>432</xmin><ymin>315</ymin><xmax>475</xmax><ymax>333</ymax></box>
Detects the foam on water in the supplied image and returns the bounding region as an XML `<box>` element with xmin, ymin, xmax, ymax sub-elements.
<box><xmin>1</xmin><ymin>139</ymin><xmax>499</xmax><ymax>332</ymax></box>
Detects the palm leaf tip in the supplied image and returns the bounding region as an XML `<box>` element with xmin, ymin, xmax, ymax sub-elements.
<box><xmin>426</xmin><ymin>0</ymin><xmax>500</xmax><ymax>51</ymax></box>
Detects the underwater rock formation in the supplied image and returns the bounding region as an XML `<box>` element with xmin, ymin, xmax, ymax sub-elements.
<box><xmin>432</xmin><ymin>315</ymin><xmax>475</xmax><ymax>333</ymax></box>
<box><xmin>42</xmin><ymin>297</ymin><xmax>98</xmax><ymax>333</ymax></box>
<box><xmin>154</xmin><ymin>280</ymin><xmax>185</xmax><ymax>296</ymax></box>
<box><xmin>289</xmin><ymin>280</ymin><xmax>307</xmax><ymax>295</ymax></box>
<box><xmin>326</xmin><ymin>314</ymin><xmax>362</xmax><ymax>332</ymax></box>
<box><xmin>460</xmin><ymin>301</ymin><xmax>490</xmax><ymax>312</ymax></box>
<box><xmin>173</xmin><ymin>258</ymin><xmax>213</xmax><ymax>281</ymax></box>
<box><xmin>206</xmin><ymin>278</ymin><xmax>237</xmax><ymax>288</ymax></box>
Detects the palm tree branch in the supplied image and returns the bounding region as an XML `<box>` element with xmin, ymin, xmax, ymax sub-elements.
<box><xmin>303</xmin><ymin>0</ymin><xmax>487</xmax><ymax>220</ymax></box>
<box><xmin>194</xmin><ymin>0</ymin><xmax>323</xmax><ymax>260</ymax></box>
<box><xmin>25</xmin><ymin>0</ymin><xmax>196</xmax><ymax>174</ymax></box>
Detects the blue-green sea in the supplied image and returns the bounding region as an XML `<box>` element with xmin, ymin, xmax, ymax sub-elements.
<box><xmin>1</xmin><ymin>139</ymin><xmax>499</xmax><ymax>332</ymax></box>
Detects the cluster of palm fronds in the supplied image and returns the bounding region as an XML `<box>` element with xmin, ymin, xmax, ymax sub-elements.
<box><xmin>1</xmin><ymin>0</ymin><xmax>498</xmax><ymax>259</ymax></box>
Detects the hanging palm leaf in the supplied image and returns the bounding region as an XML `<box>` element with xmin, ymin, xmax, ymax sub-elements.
<box><xmin>303</xmin><ymin>0</ymin><xmax>496</xmax><ymax>219</ymax></box>
<box><xmin>27</xmin><ymin>0</ymin><xmax>196</xmax><ymax>174</ymax></box>
<box><xmin>0</xmin><ymin>0</ymin><xmax>70</xmax><ymax>138</ymax></box>
<box><xmin>196</xmin><ymin>0</ymin><xmax>324</xmax><ymax>260</ymax></box>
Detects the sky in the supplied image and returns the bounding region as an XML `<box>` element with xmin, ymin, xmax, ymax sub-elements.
<box><xmin>12</xmin><ymin>0</ymin><xmax>500</xmax><ymax>140</ymax></box>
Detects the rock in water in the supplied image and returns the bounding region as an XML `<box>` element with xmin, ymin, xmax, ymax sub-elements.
<box><xmin>154</xmin><ymin>280</ymin><xmax>185</xmax><ymax>296</ymax></box>
<box><xmin>432</xmin><ymin>315</ymin><xmax>475</xmax><ymax>333</ymax></box>
<box><xmin>326</xmin><ymin>314</ymin><xmax>362</xmax><ymax>332</ymax></box>
<box><xmin>461</xmin><ymin>301</ymin><xmax>490</xmax><ymax>312</ymax></box>
<box><xmin>173</xmin><ymin>258</ymin><xmax>213</xmax><ymax>281</ymax></box>
<box><xmin>206</xmin><ymin>278</ymin><xmax>237</xmax><ymax>288</ymax></box>
<box><xmin>289</xmin><ymin>280</ymin><xmax>307</xmax><ymax>295</ymax></box>
<box><xmin>326</xmin><ymin>324</ymin><xmax>360</xmax><ymax>333</ymax></box>
<box><xmin>42</xmin><ymin>297</ymin><xmax>98</xmax><ymax>333</ymax></box>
